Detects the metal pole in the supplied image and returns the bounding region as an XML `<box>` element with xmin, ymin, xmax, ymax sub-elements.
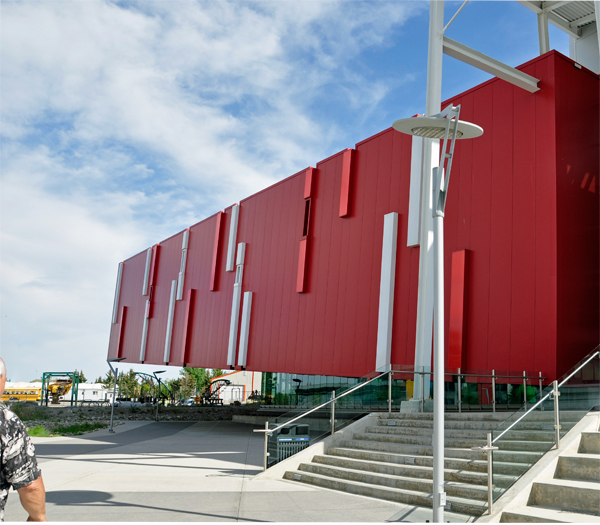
<box><xmin>523</xmin><ymin>371</ymin><xmax>527</xmax><ymax>410</ymax></box>
<box><xmin>458</xmin><ymin>368</ymin><xmax>462</xmax><ymax>413</ymax></box>
<box><xmin>263</xmin><ymin>421</ymin><xmax>269</xmax><ymax>471</ymax></box>
<box><xmin>388</xmin><ymin>372</ymin><xmax>392</xmax><ymax>415</ymax></box>
<box><xmin>109</xmin><ymin>367</ymin><xmax>118</xmax><ymax>433</ymax></box>
<box><xmin>487</xmin><ymin>432</ymin><xmax>494</xmax><ymax>515</ymax></box>
<box><xmin>331</xmin><ymin>390</ymin><xmax>336</xmax><ymax>436</ymax></box>
<box><xmin>432</xmin><ymin>190</ymin><xmax>446</xmax><ymax>523</ymax></box>
<box><xmin>492</xmin><ymin>370</ymin><xmax>496</xmax><ymax>413</ymax></box>
<box><xmin>421</xmin><ymin>369</ymin><xmax>425</xmax><ymax>413</ymax></box>
<box><xmin>553</xmin><ymin>380</ymin><xmax>561</xmax><ymax>449</ymax></box>
<box><xmin>155</xmin><ymin>378</ymin><xmax>160</xmax><ymax>421</ymax></box>
<box><xmin>539</xmin><ymin>372</ymin><xmax>543</xmax><ymax>409</ymax></box>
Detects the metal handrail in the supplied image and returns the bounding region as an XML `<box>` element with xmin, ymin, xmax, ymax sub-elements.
<box><xmin>492</xmin><ymin>350</ymin><xmax>599</xmax><ymax>444</ymax></box>
<box><xmin>391</xmin><ymin>368</ymin><xmax>545</xmax><ymax>381</ymax></box>
<box><xmin>254</xmin><ymin>370</ymin><xmax>390</xmax><ymax>436</ymax></box>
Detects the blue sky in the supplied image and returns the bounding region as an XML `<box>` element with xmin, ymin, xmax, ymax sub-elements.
<box><xmin>0</xmin><ymin>0</ymin><xmax>569</xmax><ymax>384</ymax></box>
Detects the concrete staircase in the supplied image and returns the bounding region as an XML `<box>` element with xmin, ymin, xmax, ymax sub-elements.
<box><xmin>500</xmin><ymin>430</ymin><xmax>600</xmax><ymax>522</ymax></box>
<box><xmin>282</xmin><ymin>412</ymin><xmax>583</xmax><ymax>519</ymax></box>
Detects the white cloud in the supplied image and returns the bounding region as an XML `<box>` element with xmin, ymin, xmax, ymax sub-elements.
<box><xmin>0</xmin><ymin>0</ymin><xmax>425</xmax><ymax>381</ymax></box>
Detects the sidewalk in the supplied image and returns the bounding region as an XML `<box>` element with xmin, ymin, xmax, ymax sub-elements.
<box><xmin>5</xmin><ymin>421</ymin><xmax>472</xmax><ymax>522</ymax></box>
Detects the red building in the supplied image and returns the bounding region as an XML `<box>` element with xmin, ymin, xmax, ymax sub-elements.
<box><xmin>107</xmin><ymin>51</ymin><xmax>599</xmax><ymax>385</ymax></box>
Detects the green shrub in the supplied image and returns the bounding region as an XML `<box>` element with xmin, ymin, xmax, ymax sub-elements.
<box><xmin>27</xmin><ymin>425</ymin><xmax>53</xmax><ymax>437</ymax></box>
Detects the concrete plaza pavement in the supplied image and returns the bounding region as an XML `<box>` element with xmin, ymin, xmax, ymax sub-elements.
<box><xmin>5</xmin><ymin>420</ymin><xmax>473</xmax><ymax>522</ymax></box>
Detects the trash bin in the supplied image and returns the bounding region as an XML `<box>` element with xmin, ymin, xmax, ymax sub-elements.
<box><xmin>276</xmin><ymin>424</ymin><xmax>310</xmax><ymax>462</ymax></box>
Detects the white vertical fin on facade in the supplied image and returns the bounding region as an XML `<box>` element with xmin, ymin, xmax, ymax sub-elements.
<box><xmin>139</xmin><ymin>300</ymin><xmax>150</xmax><ymax>362</ymax></box>
<box><xmin>177</xmin><ymin>230</ymin><xmax>189</xmax><ymax>300</ymax></box>
<box><xmin>142</xmin><ymin>248</ymin><xmax>152</xmax><ymax>296</ymax></box>
<box><xmin>237</xmin><ymin>291</ymin><xmax>253</xmax><ymax>367</ymax></box>
<box><xmin>375</xmin><ymin>213</ymin><xmax>399</xmax><ymax>372</ymax></box>
<box><xmin>407</xmin><ymin>135</ymin><xmax>424</xmax><ymax>247</ymax></box>
<box><xmin>226</xmin><ymin>205</ymin><xmax>240</xmax><ymax>271</ymax></box>
<box><xmin>112</xmin><ymin>262</ymin><xmax>124</xmax><ymax>324</ymax></box>
<box><xmin>227</xmin><ymin>242</ymin><xmax>246</xmax><ymax>367</ymax></box>
<box><xmin>163</xmin><ymin>280</ymin><xmax>178</xmax><ymax>363</ymax></box>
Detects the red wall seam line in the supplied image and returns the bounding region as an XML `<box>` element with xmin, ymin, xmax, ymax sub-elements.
<box><xmin>210</xmin><ymin>212</ymin><xmax>223</xmax><ymax>291</ymax></box>
<box><xmin>297</xmin><ymin>238</ymin><xmax>308</xmax><ymax>293</ymax></box>
<box><xmin>117</xmin><ymin>306</ymin><xmax>127</xmax><ymax>358</ymax></box>
<box><xmin>180</xmin><ymin>288</ymin><xmax>195</xmax><ymax>364</ymax></box>
<box><xmin>304</xmin><ymin>167</ymin><xmax>315</xmax><ymax>199</ymax></box>
<box><xmin>339</xmin><ymin>149</ymin><xmax>354</xmax><ymax>217</ymax></box>
<box><xmin>448</xmin><ymin>250</ymin><xmax>468</xmax><ymax>369</ymax></box>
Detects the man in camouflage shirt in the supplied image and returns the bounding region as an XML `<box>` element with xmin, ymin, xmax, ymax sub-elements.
<box><xmin>0</xmin><ymin>358</ymin><xmax>46</xmax><ymax>521</ymax></box>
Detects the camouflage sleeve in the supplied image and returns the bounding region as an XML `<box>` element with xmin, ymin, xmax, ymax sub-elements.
<box><xmin>1</xmin><ymin>412</ymin><xmax>42</xmax><ymax>491</ymax></box>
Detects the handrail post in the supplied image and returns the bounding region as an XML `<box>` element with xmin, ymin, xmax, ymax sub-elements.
<box><xmin>420</xmin><ymin>368</ymin><xmax>424</xmax><ymax>413</ymax></box>
<box><xmin>523</xmin><ymin>371</ymin><xmax>527</xmax><ymax>410</ymax></box>
<box><xmin>263</xmin><ymin>421</ymin><xmax>270</xmax><ymax>471</ymax></box>
<box><xmin>539</xmin><ymin>372</ymin><xmax>543</xmax><ymax>411</ymax></box>
<box><xmin>472</xmin><ymin>433</ymin><xmax>498</xmax><ymax>516</ymax></box>
<box><xmin>458</xmin><ymin>368</ymin><xmax>462</xmax><ymax>413</ymax></box>
<box><xmin>331</xmin><ymin>390</ymin><xmax>336</xmax><ymax>436</ymax></box>
<box><xmin>487</xmin><ymin>432</ymin><xmax>494</xmax><ymax>514</ymax></box>
<box><xmin>388</xmin><ymin>372</ymin><xmax>392</xmax><ymax>415</ymax></box>
<box><xmin>553</xmin><ymin>380</ymin><xmax>561</xmax><ymax>449</ymax></box>
<box><xmin>492</xmin><ymin>370</ymin><xmax>496</xmax><ymax>413</ymax></box>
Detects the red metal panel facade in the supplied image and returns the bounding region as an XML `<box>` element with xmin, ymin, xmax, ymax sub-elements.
<box><xmin>108</xmin><ymin>52</ymin><xmax>599</xmax><ymax>382</ymax></box>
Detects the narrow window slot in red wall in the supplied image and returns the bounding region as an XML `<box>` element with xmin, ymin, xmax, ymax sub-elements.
<box><xmin>210</xmin><ymin>212</ymin><xmax>223</xmax><ymax>291</ymax></box>
<box><xmin>181</xmin><ymin>288</ymin><xmax>196</xmax><ymax>365</ymax></box>
<box><xmin>448</xmin><ymin>250</ymin><xmax>469</xmax><ymax>369</ymax></box>
<box><xmin>296</xmin><ymin>238</ymin><xmax>308</xmax><ymax>293</ymax></box>
<box><xmin>302</xmin><ymin>199</ymin><xmax>311</xmax><ymax>237</ymax></box>
<box><xmin>339</xmin><ymin>149</ymin><xmax>354</xmax><ymax>217</ymax></box>
<box><xmin>116</xmin><ymin>306</ymin><xmax>127</xmax><ymax>358</ymax></box>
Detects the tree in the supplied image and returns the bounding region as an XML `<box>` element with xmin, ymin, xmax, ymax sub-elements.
<box><xmin>74</xmin><ymin>370</ymin><xmax>87</xmax><ymax>383</ymax></box>
<box><xmin>100</xmin><ymin>371</ymin><xmax>115</xmax><ymax>389</ymax></box>
<box><xmin>182</xmin><ymin>367</ymin><xmax>211</xmax><ymax>393</ymax></box>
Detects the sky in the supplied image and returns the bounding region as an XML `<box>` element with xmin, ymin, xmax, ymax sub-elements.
<box><xmin>0</xmin><ymin>0</ymin><xmax>569</xmax><ymax>384</ymax></box>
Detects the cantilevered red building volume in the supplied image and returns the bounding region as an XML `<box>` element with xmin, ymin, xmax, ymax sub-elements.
<box><xmin>107</xmin><ymin>49</ymin><xmax>599</xmax><ymax>385</ymax></box>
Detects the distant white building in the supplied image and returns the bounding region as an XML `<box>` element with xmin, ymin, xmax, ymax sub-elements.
<box><xmin>60</xmin><ymin>383</ymin><xmax>114</xmax><ymax>403</ymax></box>
<box><xmin>211</xmin><ymin>371</ymin><xmax>261</xmax><ymax>404</ymax></box>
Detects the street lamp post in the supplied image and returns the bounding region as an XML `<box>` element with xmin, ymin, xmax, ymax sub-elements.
<box><xmin>393</xmin><ymin>108</ymin><xmax>482</xmax><ymax>522</ymax></box>
<box><xmin>134</xmin><ymin>370</ymin><xmax>166</xmax><ymax>421</ymax></box>
<box><xmin>107</xmin><ymin>357</ymin><xmax>125</xmax><ymax>433</ymax></box>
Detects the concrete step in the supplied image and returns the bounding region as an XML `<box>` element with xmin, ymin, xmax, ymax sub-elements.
<box><xmin>501</xmin><ymin>505</ymin><xmax>600</xmax><ymax>523</ymax></box>
<box><xmin>367</xmin><ymin>426</ymin><xmax>489</xmax><ymax>440</ymax></box>
<box><xmin>353</xmin><ymin>431</ymin><xmax>488</xmax><ymax>450</ymax></box>
<box><xmin>297</xmin><ymin>462</ymin><xmax>491</xmax><ymax>501</ymax></box>
<box><xmin>328</xmin><ymin>446</ymin><xmax>529</xmax><ymax>477</ymax></box>
<box><xmin>377</xmin><ymin>418</ymin><xmax>498</xmax><ymax>430</ymax></box>
<box><xmin>339</xmin><ymin>439</ymin><xmax>543</xmax><ymax>464</ymax></box>
<box><xmin>555</xmin><ymin>454</ymin><xmax>600</xmax><ymax>483</ymax></box>
<box><xmin>383</xmin><ymin>413</ymin><xmax>508</xmax><ymax>422</ymax></box>
<box><xmin>528</xmin><ymin>479</ymin><xmax>600</xmax><ymax>516</ymax></box>
<box><xmin>494</xmin><ymin>439</ymin><xmax>555</xmax><ymax>452</ymax></box>
<box><xmin>312</xmin><ymin>453</ymin><xmax>517</xmax><ymax>488</ymax></box>
<box><xmin>283</xmin><ymin>469</ymin><xmax>488</xmax><ymax>516</ymax></box>
<box><xmin>579</xmin><ymin>432</ymin><xmax>600</xmax><ymax>454</ymax></box>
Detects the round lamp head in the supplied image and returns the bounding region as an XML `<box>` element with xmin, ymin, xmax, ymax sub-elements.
<box><xmin>392</xmin><ymin>115</ymin><xmax>483</xmax><ymax>139</ymax></box>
